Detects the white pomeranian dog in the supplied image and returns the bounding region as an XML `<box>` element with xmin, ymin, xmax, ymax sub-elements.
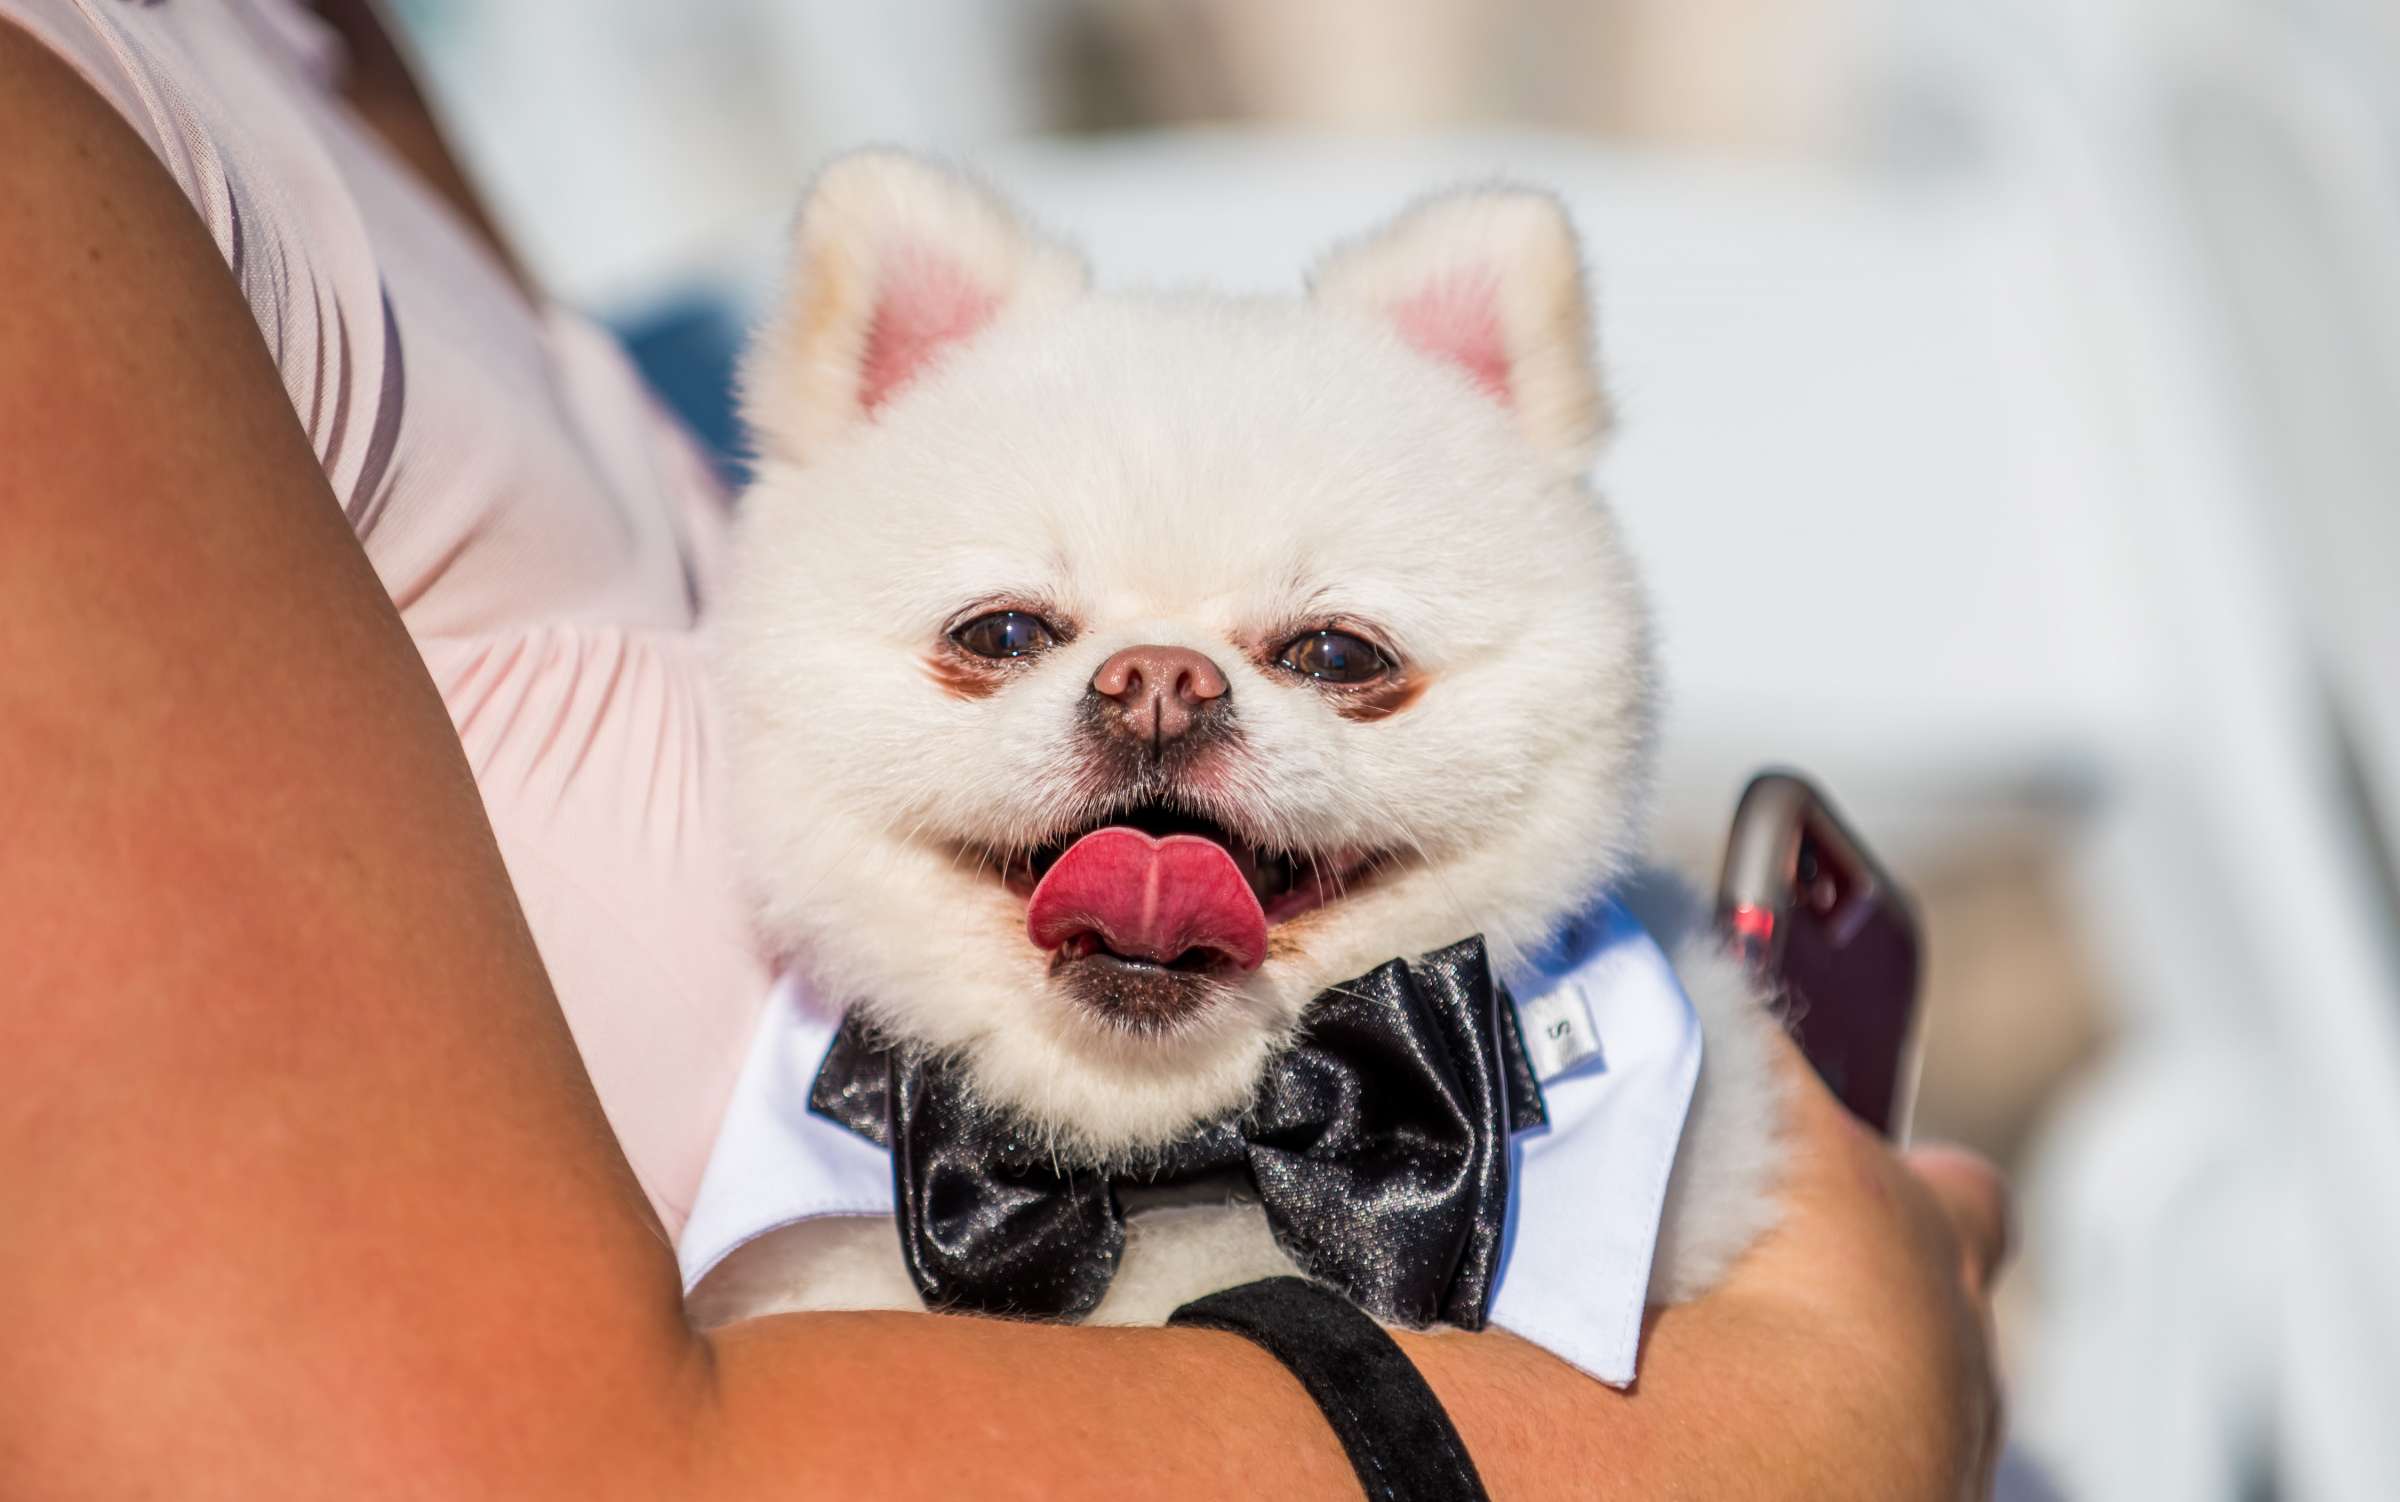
<box><xmin>696</xmin><ymin>151</ymin><xmax>1786</xmax><ymax>1328</ymax></box>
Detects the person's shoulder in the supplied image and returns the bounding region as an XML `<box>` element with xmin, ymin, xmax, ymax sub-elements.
<box><xmin>0</xmin><ymin>12</ymin><xmax>287</xmax><ymax>521</ymax></box>
<box><xmin>0</xmin><ymin>2</ymin><xmax>180</xmax><ymax>159</ymax></box>
<box><xmin>0</xmin><ymin>19</ymin><xmax>188</xmax><ymax>296</ymax></box>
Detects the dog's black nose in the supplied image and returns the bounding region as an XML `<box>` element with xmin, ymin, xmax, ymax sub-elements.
<box><xmin>1090</xmin><ymin>644</ymin><xmax>1228</xmax><ymax>749</ymax></box>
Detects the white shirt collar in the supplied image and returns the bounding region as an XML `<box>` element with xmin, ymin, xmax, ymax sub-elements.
<box><xmin>678</xmin><ymin>897</ymin><xmax>1702</xmax><ymax>1387</ymax></box>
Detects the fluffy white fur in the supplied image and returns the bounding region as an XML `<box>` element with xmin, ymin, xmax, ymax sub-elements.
<box><xmin>703</xmin><ymin>150</ymin><xmax>1786</xmax><ymax>1327</ymax></box>
<box><xmin>741</xmin><ymin>152</ymin><xmax>1088</xmax><ymax>466</ymax></box>
<box><xmin>1311</xmin><ymin>188</ymin><xmax>1611</xmax><ymax>472</ymax></box>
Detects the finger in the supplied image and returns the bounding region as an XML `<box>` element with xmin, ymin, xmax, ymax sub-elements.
<box><xmin>1904</xmin><ymin>1144</ymin><xmax>2012</xmax><ymax>1292</ymax></box>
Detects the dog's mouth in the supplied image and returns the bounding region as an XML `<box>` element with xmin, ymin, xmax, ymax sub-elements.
<box><xmin>989</xmin><ymin>803</ymin><xmax>1373</xmax><ymax>983</ymax></box>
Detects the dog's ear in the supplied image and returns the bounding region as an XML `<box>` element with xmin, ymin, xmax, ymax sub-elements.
<box><xmin>742</xmin><ymin>151</ymin><xmax>1087</xmax><ymax>464</ymax></box>
<box><xmin>1311</xmin><ymin>187</ymin><xmax>1608</xmax><ymax>471</ymax></box>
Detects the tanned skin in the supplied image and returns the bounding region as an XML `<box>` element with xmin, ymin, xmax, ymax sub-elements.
<box><xmin>0</xmin><ymin>19</ymin><xmax>2005</xmax><ymax>1499</ymax></box>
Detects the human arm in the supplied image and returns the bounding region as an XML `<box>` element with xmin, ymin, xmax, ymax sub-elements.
<box><xmin>0</xmin><ymin>21</ymin><xmax>2000</xmax><ymax>1498</ymax></box>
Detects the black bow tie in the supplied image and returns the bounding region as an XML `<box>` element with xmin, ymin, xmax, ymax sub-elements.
<box><xmin>807</xmin><ymin>935</ymin><xmax>1547</xmax><ymax>1329</ymax></box>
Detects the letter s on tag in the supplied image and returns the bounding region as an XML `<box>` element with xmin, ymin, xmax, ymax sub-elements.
<box><xmin>1518</xmin><ymin>980</ymin><xmax>1605</xmax><ymax>1081</ymax></box>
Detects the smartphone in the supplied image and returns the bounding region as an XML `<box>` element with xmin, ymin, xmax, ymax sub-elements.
<box><xmin>1716</xmin><ymin>770</ymin><xmax>1924</xmax><ymax>1139</ymax></box>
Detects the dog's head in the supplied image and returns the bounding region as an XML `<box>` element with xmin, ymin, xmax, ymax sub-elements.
<box><xmin>721</xmin><ymin>153</ymin><xmax>1655</xmax><ymax>1156</ymax></box>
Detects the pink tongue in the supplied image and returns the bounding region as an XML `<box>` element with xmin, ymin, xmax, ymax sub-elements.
<box><xmin>1026</xmin><ymin>827</ymin><xmax>1269</xmax><ymax>972</ymax></box>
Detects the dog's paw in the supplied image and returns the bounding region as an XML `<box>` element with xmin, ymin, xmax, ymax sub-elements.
<box><xmin>686</xmin><ymin>1216</ymin><xmax>923</xmax><ymax>1327</ymax></box>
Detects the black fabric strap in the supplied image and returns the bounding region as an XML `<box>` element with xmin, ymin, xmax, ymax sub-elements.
<box><xmin>1169</xmin><ymin>1277</ymin><xmax>1491</xmax><ymax>1502</ymax></box>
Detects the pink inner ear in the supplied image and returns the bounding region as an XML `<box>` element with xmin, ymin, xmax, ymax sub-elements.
<box><xmin>858</xmin><ymin>242</ymin><xmax>1002</xmax><ymax>413</ymax></box>
<box><xmin>1389</xmin><ymin>270</ymin><xmax>1513</xmax><ymax>405</ymax></box>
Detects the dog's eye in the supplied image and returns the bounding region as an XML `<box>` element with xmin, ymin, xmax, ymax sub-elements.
<box><xmin>951</xmin><ymin>610</ymin><xmax>1058</xmax><ymax>659</ymax></box>
<box><xmin>1279</xmin><ymin>630</ymin><xmax>1388</xmax><ymax>684</ymax></box>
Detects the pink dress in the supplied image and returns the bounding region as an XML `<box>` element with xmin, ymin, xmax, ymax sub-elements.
<box><xmin>4</xmin><ymin>0</ymin><xmax>769</xmax><ymax>1232</ymax></box>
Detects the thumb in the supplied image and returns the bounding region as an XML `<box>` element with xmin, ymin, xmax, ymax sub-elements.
<box><xmin>1904</xmin><ymin>1144</ymin><xmax>2012</xmax><ymax>1294</ymax></box>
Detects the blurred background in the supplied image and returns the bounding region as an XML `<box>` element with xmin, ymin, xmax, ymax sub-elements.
<box><xmin>382</xmin><ymin>2</ymin><xmax>2400</xmax><ymax>1496</ymax></box>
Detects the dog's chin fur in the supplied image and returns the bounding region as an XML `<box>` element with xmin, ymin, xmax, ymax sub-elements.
<box><xmin>717</xmin><ymin>152</ymin><xmax>1781</xmax><ymax>1293</ymax></box>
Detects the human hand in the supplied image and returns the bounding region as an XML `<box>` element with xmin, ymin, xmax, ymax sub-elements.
<box><xmin>1406</xmin><ymin>1026</ymin><xmax>2010</xmax><ymax>1499</ymax></box>
<box><xmin>1754</xmin><ymin>1030</ymin><xmax>2011</xmax><ymax>1497</ymax></box>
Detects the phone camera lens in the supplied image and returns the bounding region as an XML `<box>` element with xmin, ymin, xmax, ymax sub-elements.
<box><xmin>1809</xmin><ymin>877</ymin><xmax>1840</xmax><ymax>914</ymax></box>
